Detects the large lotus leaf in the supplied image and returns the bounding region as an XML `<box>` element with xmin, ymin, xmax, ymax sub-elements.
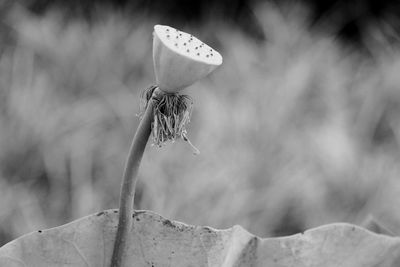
<box><xmin>0</xmin><ymin>209</ymin><xmax>400</xmax><ymax>267</ymax></box>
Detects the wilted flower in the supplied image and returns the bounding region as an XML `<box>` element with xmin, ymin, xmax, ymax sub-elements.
<box><xmin>142</xmin><ymin>25</ymin><xmax>223</xmax><ymax>153</ymax></box>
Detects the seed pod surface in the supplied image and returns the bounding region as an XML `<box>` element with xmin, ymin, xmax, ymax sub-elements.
<box><xmin>153</xmin><ymin>25</ymin><xmax>223</xmax><ymax>93</ymax></box>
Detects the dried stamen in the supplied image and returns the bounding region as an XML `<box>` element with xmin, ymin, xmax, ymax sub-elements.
<box><xmin>140</xmin><ymin>85</ymin><xmax>199</xmax><ymax>154</ymax></box>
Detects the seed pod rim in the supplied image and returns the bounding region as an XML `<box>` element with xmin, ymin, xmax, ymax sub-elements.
<box><xmin>153</xmin><ymin>24</ymin><xmax>223</xmax><ymax>67</ymax></box>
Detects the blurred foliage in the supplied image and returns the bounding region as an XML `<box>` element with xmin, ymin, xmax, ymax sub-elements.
<box><xmin>3</xmin><ymin>0</ymin><xmax>400</xmax><ymax>46</ymax></box>
<box><xmin>1</xmin><ymin>1</ymin><xmax>400</xmax><ymax>247</ymax></box>
<box><xmin>1</xmin><ymin>0</ymin><xmax>265</xmax><ymax>41</ymax></box>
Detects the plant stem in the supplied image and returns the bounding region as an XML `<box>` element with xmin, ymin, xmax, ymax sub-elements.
<box><xmin>111</xmin><ymin>87</ymin><xmax>159</xmax><ymax>267</ymax></box>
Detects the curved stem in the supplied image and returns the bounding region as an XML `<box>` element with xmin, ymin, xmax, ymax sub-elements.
<box><xmin>111</xmin><ymin>87</ymin><xmax>158</xmax><ymax>267</ymax></box>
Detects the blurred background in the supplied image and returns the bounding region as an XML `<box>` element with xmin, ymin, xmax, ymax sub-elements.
<box><xmin>1</xmin><ymin>0</ymin><xmax>400</xmax><ymax>246</ymax></box>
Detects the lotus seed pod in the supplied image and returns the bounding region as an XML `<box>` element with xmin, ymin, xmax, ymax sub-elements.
<box><xmin>153</xmin><ymin>25</ymin><xmax>223</xmax><ymax>93</ymax></box>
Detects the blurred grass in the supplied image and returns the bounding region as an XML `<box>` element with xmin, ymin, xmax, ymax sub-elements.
<box><xmin>2</xmin><ymin>3</ymin><xmax>400</xmax><ymax>246</ymax></box>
